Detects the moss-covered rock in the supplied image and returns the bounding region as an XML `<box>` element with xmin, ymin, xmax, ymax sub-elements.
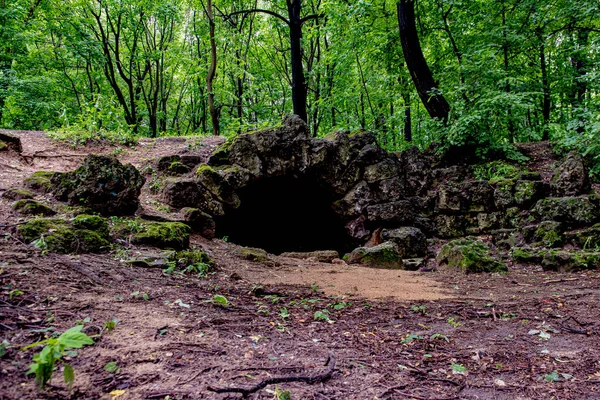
<box><xmin>552</xmin><ymin>152</ymin><xmax>590</xmax><ymax>196</ymax></box>
<box><xmin>196</xmin><ymin>164</ymin><xmax>240</xmax><ymax>207</ymax></box>
<box><xmin>12</xmin><ymin>199</ymin><xmax>56</xmax><ymax>216</ymax></box>
<box><xmin>24</xmin><ymin>171</ymin><xmax>55</xmax><ymax>193</ymax></box>
<box><xmin>181</xmin><ymin>207</ymin><xmax>215</xmax><ymax>239</ymax></box>
<box><xmin>131</xmin><ymin>222</ymin><xmax>191</xmax><ymax>249</ymax></box>
<box><xmin>564</xmin><ymin>224</ymin><xmax>600</xmax><ymax>249</ymax></box>
<box><xmin>533</xmin><ymin>196</ymin><xmax>600</xmax><ymax>227</ymax></box>
<box><xmin>16</xmin><ymin>217</ymin><xmax>110</xmax><ymax>253</ymax></box>
<box><xmin>175</xmin><ymin>248</ymin><xmax>214</xmax><ymax>267</ymax></box>
<box><xmin>437</xmin><ymin>238</ymin><xmax>507</xmax><ymax>273</ymax></box>
<box><xmin>521</xmin><ymin>221</ymin><xmax>563</xmax><ymax>248</ymax></box>
<box><xmin>240</xmin><ymin>247</ymin><xmax>269</xmax><ymax>262</ymax></box>
<box><xmin>280</xmin><ymin>250</ymin><xmax>340</xmax><ymax>263</ymax></box>
<box><xmin>345</xmin><ymin>241</ymin><xmax>403</xmax><ymax>269</ymax></box>
<box><xmin>157</xmin><ymin>155</ymin><xmax>192</xmax><ymax>175</ymax></box>
<box><xmin>0</xmin><ymin>141</ymin><xmax>7</xmax><ymax>151</ymax></box>
<box><xmin>514</xmin><ymin>180</ymin><xmax>549</xmax><ymax>207</ymax></box>
<box><xmin>493</xmin><ymin>179</ymin><xmax>516</xmax><ymax>210</ymax></box>
<box><xmin>434</xmin><ymin>214</ymin><xmax>466</xmax><ymax>238</ymax></box>
<box><xmin>71</xmin><ymin>214</ymin><xmax>109</xmax><ymax>237</ymax></box>
<box><xmin>542</xmin><ymin>250</ymin><xmax>600</xmax><ymax>271</ymax></box>
<box><xmin>0</xmin><ymin>132</ymin><xmax>22</xmax><ymax>153</ymax></box>
<box><xmin>2</xmin><ymin>188</ymin><xmax>34</xmax><ymax>201</ymax></box>
<box><xmin>510</xmin><ymin>247</ymin><xmax>547</xmax><ymax>264</ymax></box>
<box><xmin>52</xmin><ymin>155</ymin><xmax>145</xmax><ymax>216</ymax></box>
<box><xmin>382</xmin><ymin>226</ymin><xmax>428</xmax><ymax>258</ymax></box>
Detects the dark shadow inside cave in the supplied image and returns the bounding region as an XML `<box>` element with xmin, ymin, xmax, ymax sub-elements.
<box><xmin>214</xmin><ymin>177</ymin><xmax>354</xmax><ymax>255</ymax></box>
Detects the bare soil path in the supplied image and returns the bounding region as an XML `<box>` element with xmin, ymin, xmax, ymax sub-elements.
<box><xmin>1</xmin><ymin>131</ymin><xmax>600</xmax><ymax>399</ymax></box>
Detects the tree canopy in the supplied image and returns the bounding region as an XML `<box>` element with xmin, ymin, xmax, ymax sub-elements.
<box><xmin>1</xmin><ymin>0</ymin><xmax>599</xmax><ymax>166</ymax></box>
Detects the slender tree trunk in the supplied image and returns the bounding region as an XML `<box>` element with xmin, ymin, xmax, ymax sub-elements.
<box><xmin>397</xmin><ymin>0</ymin><xmax>450</xmax><ymax>122</ymax></box>
<box><xmin>287</xmin><ymin>0</ymin><xmax>308</xmax><ymax>122</ymax></box>
<box><xmin>206</xmin><ymin>0</ymin><xmax>220</xmax><ymax>135</ymax></box>
<box><xmin>538</xmin><ymin>30</ymin><xmax>550</xmax><ymax>141</ymax></box>
<box><xmin>501</xmin><ymin>3</ymin><xmax>515</xmax><ymax>140</ymax></box>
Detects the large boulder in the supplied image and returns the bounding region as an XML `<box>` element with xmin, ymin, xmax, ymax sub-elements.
<box><xmin>532</xmin><ymin>195</ymin><xmax>600</xmax><ymax>228</ymax></box>
<box><xmin>382</xmin><ymin>227</ymin><xmax>427</xmax><ymax>258</ymax></box>
<box><xmin>437</xmin><ymin>238</ymin><xmax>507</xmax><ymax>273</ymax></box>
<box><xmin>51</xmin><ymin>155</ymin><xmax>145</xmax><ymax>216</ymax></box>
<box><xmin>552</xmin><ymin>152</ymin><xmax>590</xmax><ymax>196</ymax></box>
<box><xmin>345</xmin><ymin>241</ymin><xmax>403</xmax><ymax>269</ymax></box>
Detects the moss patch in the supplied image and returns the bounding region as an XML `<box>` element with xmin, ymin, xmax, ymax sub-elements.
<box><xmin>0</xmin><ymin>141</ymin><xmax>7</xmax><ymax>151</ymax></box>
<box><xmin>13</xmin><ymin>200</ymin><xmax>55</xmax><ymax>216</ymax></box>
<box><xmin>71</xmin><ymin>215</ymin><xmax>109</xmax><ymax>237</ymax></box>
<box><xmin>175</xmin><ymin>249</ymin><xmax>214</xmax><ymax>267</ymax></box>
<box><xmin>240</xmin><ymin>247</ymin><xmax>268</xmax><ymax>262</ymax></box>
<box><xmin>437</xmin><ymin>238</ymin><xmax>507</xmax><ymax>273</ymax></box>
<box><xmin>2</xmin><ymin>188</ymin><xmax>34</xmax><ymax>201</ymax></box>
<box><xmin>16</xmin><ymin>217</ymin><xmax>110</xmax><ymax>254</ymax></box>
<box><xmin>542</xmin><ymin>250</ymin><xmax>600</xmax><ymax>271</ymax></box>
<box><xmin>131</xmin><ymin>222</ymin><xmax>191</xmax><ymax>249</ymax></box>
<box><xmin>24</xmin><ymin>171</ymin><xmax>55</xmax><ymax>193</ymax></box>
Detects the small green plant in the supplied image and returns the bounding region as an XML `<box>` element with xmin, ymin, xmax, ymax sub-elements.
<box><xmin>272</xmin><ymin>387</ymin><xmax>292</xmax><ymax>400</ymax></box>
<box><xmin>24</xmin><ymin>325</ymin><xmax>94</xmax><ymax>390</ymax></box>
<box><xmin>401</xmin><ymin>334</ymin><xmax>424</xmax><ymax>344</ymax></box>
<box><xmin>447</xmin><ymin>317</ymin><xmax>462</xmax><ymax>328</ymax></box>
<box><xmin>430</xmin><ymin>333</ymin><xmax>450</xmax><ymax>342</ymax></box>
<box><xmin>9</xmin><ymin>289</ymin><xmax>23</xmax><ymax>300</ymax></box>
<box><xmin>451</xmin><ymin>363</ymin><xmax>467</xmax><ymax>375</ymax></box>
<box><xmin>543</xmin><ymin>371</ymin><xmax>560</xmax><ymax>382</ymax></box>
<box><xmin>311</xmin><ymin>284</ymin><xmax>319</xmax><ymax>293</ymax></box>
<box><xmin>212</xmin><ymin>294</ymin><xmax>229</xmax><ymax>306</ymax></box>
<box><xmin>104</xmin><ymin>361</ymin><xmax>120</xmax><ymax>374</ymax></box>
<box><xmin>313</xmin><ymin>310</ymin><xmax>330</xmax><ymax>321</ymax></box>
<box><xmin>330</xmin><ymin>301</ymin><xmax>351</xmax><ymax>310</ymax></box>
<box><xmin>130</xmin><ymin>291</ymin><xmax>149</xmax><ymax>301</ymax></box>
<box><xmin>103</xmin><ymin>319</ymin><xmax>118</xmax><ymax>332</ymax></box>
<box><xmin>411</xmin><ymin>304</ymin><xmax>427</xmax><ymax>315</ymax></box>
<box><xmin>279</xmin><ymin>307</ymin><xmax>290</xmax><ymax>320</ymax></box>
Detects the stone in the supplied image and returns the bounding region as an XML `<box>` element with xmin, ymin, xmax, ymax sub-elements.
<box><xmin>280</xmin><ymin>250</ymin><xmax>340</xmax><ymax>263</ymax></box>
<box><xmin>381</xmin><ymin>227</ymin><xmax>427</xmax><ymax>258</ymax></box>
<box><xmin>436</xmin><ymin>186</ymin><xmax>463</xmax><ymax>212</ymax></box>
<box><xmin>491</xmin><ymin>229</ymin><xmax>522</xmax><ymax>250</ymax></box>
<box><xmin>157</xmin><ymin>155</ymin><xmax>191</xmax><ymax>175</ymax></box>
<box><xmin>434</xmin><ymin>214</ymin><xmax>466</xmax><ymax>238</ymax></box>
<box><xmin>542</xmin><ymin>250</ymin><xmax>600</xmax><ymax>272</ymax></box>
<box><xmin>24</xmin><ymin>171</ymin><xmax>55</xmax><ymax>193</ymax></box>
<box><xmin>532</xmin><ymin>195</ymin><xmax>600</xmax><ymax>227</ymax></box>
<box><xmin>131</xmin><ymin>222</ymin><xmax>191</xmax><ymax>249</ymax></box>
<box><xmin>51</xmin><ymin>155</ymin><xmax>145</xmax><ymax>216</ymax></box>
<box><xmin>0</xmin><ymin>132</ymin><xmax>22</xmax><ymax>153</ymax></box>
<box><xmin>436</xmin><ymin>238</ymin><xmax>507</xmax><ymax>273</ymax></box>
<box><xmin>521</xmin><ymin>221</ymin><xmax>563</xmax><ymax>248</ymax></box>
<box><xmin>564</xmin><ymin>224</ymin><xmax>600</xmax><ymax>249</ymax></box>
<box><xmin>511</xmin><ymin>247</ymin><xmax>546</xmax><ymax>264</ymax></box>
<box><xmin>161</xmin><ymin>179</ymin><xmax>224</xmax><ymax>216</ymax></box>
<box><xmin>71</xmin><ymin>214</ymin><xmax>109</xmax><ymax>238</ymax></box>
<box><xmin>0</xmin><ymin>141</ymin><xmax>6</xmax><ymax>151</ymax></box>
<box><xmin>196</xmin><ymin>165</ymin><xmax>240</xmax><ymax>207</ymax></box>
<box><xmin>345</xmin><ymin>241</ymin><xmax>403</xmax><ymax>269</ymax></box>
<box><xmin>181</xmin><ymin>207</ymin><xmax>216</xmax><ymax>239</ymax></box>
<box><xmin>366</xmin><ymin>200</ymin><xmax>414</xmax><ymax>225</ymax></box>
<box><xmin>2</xmin><ymin>188</ymin><xmax>35</xmax><ymax>201</ymax></box>
<box><xmin>363</xmin><ymin>159</ymin><xmax>400</xmax><ymax>183</ymax></box>
<box><xmin>403</xmin><ymin>258</ymin><xmax>425</xmax><ymax>271</ymax></box>
<box><xmin>477</xmin><ymin>213</ymin><xmax>501</xmax><ymax>232</ymax></box>
<box><xmin>514</xmin><ymin>180</ymin><xmax>549</xmax><ymax>207</ymax></box>
<box><xmin>461</xmin><ymin>181</ymin><xmax>494</xmax><ymax>212</ymax></box>
<box><xmin>552</xmin><ymin>152</ymin><xmax>590</xmax><ymax>196</ymax></box>
<box><xmin>493</xmin><ymin>180</ymin><xmax>516</xmax><ymax>210</ymax></box>
<box><xmin>12</xmin><ymin>200</ymin><xmax>55</xmax><ymax>216</ymax></box>
<box><xmin>17</xmin><ymin>217</ymin><xmax>110</xmax><ymax>254</ymax></box>
<box><xmin>240</xmin><ymin>247</ymin><xmax>269</xmax><ymax>262</ymax></box>
<box><xmin>520</xmin><ymin>171</ymin><xmax>542</xmax><ymax>181</ymax></box>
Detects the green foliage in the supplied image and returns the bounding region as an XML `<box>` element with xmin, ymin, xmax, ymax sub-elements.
<box><xmin>473</xmin><ymin>161</ymin><xmax>522</xmax><ymax>182</ymax></box>
<box><xmin>24</xmin><ymin>325</ymin><xmax>94</xmax><ymax>390</ymax></box>
<box><xmin>212</xmin><ymin>294</ymin><xmax>229</xmax><ymax>306</ymax></box>
<box><xmin>313</xmin><ymin>310</ymin><xmax>330</xmax><ymax>321</ymax></box>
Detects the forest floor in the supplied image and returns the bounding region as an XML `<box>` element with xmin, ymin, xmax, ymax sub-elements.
<box><xmin>2</xmin><ymin>131</ymin><xmax>600</xmax><ymax>400</ymax></box>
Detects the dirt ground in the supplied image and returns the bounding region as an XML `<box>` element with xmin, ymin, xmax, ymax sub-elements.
<box><xmin>2</xmin><ymin>131</ymin><xmax>600</xmax><ymax>400</ymax></box>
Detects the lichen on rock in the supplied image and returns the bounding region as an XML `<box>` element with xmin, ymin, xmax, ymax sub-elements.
<box><xmin>345</xmin><ymin>241</ymin><xmax>403</xmax><ymax>269</ymax></box>
<box><xmin>24</xmin><ymin>171</ymin><xmax>55</xmax><ymax>193</ymax></box>
<box><xmin>12</xmin><ymin>199</ymin><xmax>56</xmax><ymax>216</ymax></box>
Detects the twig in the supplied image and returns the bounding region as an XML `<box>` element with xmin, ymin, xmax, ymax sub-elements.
<box><xmin>544</xmin><ymin>278</ymin><xmax>579</xmax><ymax>285</ymax></box>
<box><xmin>491</xmin><ymin>307</ymin><xmax>498</xmax><ymax>322</ymax></box>
<box><xmin>559</xmin><ymin>316</ymin><xmax>590</xmax><ymax>335</ymax></box>
<box><xmin>207</xmin><ymin>353</ymin><xmax>336</xmax><ymax>398</ymax></box>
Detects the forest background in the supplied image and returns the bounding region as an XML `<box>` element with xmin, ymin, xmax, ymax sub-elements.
<box><xmin>1</xmin><ymin>0</ymin><xmax>599</xmax><ymax>173</ymax></box>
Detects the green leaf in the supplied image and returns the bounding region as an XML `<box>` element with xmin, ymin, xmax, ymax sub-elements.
<box><xmin>58</xmin><ymin>328</ymin><xmax>94</xmax><ymax>349</ymax></box>
<box><xmin>212</xmin><ymin>295</ymin><xmax>229</xmax><ymax>306</ymax></box>
<box><xmin>104</xmin><ymin>361</ymin><xmax>119</xmax><ymax>373</ymax></box>
<box><xmin>451</xmin><ymin>363</ymin><xmax>467</xmax><ymax>375</ymax></box>
<box><xmin>63</xmin><ymin>364</ymin><xmax>74</xmax><ymax>390</ymax></box>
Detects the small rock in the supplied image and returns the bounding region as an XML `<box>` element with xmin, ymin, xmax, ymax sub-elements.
<box><xmin>382</xmin><ymin>227</ymin><xmax>427</xmax><ymax>258</ymax></box>
<box><xmin>181</xmin><ymin>207</ymin><xmax>216</xmax><ymax>239</ymax></box>
<box><xmin>279</xmin><ymin>250</ymin><xmax>340</xmax><ymax>263</ymax></box>
<box><xmin>24</xmin><ymin>171</ymin><xmax>55</xmax><ymax>193</ymax></box>
<box><xmin>345</xmin><ymin>241</ymin><xmax>403</xmax><ymax>270</ymax></box>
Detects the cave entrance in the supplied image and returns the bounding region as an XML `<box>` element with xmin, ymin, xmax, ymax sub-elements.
<box><xmin>215</xmin><ymin>177</ymin><xmax>353</xmax><ymax>255</ymax></box>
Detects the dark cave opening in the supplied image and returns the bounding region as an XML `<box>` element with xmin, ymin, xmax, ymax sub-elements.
<box><xmin>215</xmin><ymin>177</ymin><xmax>354</xmax><ymax>255</ymax></box>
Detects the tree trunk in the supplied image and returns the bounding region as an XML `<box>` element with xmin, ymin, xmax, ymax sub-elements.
<box><xmin>538</xmin><ymin>30</ymin><xmax>550</xmax><ymax>141</ymax></box>
<box><xmin>397</xmin><ymin>0</ymin><xmax>450</xmax><ymax>122</ymax></box>
<box><xmin>287</xmin><ymin>0</ymin><xmax>308</xmax><ymax>122</ymax></box>
<box><xmin>206</xmin><ymin>0</ymin><xmax>220</xmax><ymax>135</ymax></box>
